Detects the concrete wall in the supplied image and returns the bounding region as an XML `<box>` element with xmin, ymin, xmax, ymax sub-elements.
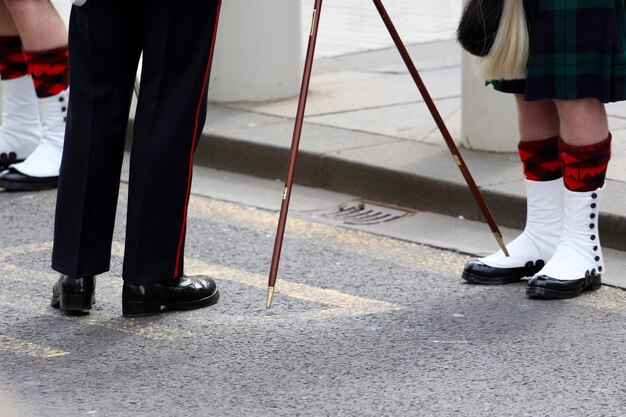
<box><xmin>209</xmin><ymin>0</ymin><xmax>302</xmax><ymax>102</ymax></box>
<box><xmin>460</xmin><ymin>52</ymin><xmax>519</xmax><ymax>153</ymax></box>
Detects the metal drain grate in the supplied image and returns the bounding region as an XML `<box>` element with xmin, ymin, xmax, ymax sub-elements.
<box><xmin>300</xmin><ymin>200</ymin><xmax>415</xmax><ymax>226</ymax></box>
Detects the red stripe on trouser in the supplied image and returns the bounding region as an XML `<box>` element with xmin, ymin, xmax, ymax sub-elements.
<box><xmin>173</xmin><ymin>0</ymin><xmax>223</xmax><ymax>279</ymax></box>
<box><xmin>24</xmin><ymin>46</ymin><xmax>69</xmax><ymax>97</ymax></box>
<box><xmin>517</xmin><ymin>136</ymin><xmax>562</xmax><ymax>181</ymax></box>
<box><xmin>0</xmin><ymin>36</ymin><xmax>28</xmax><ymax>80</ymax></box>
<box><xmin>559</xmin><ymin>135</ymin><xmax>612</xmax><ymax>192</ymax></box>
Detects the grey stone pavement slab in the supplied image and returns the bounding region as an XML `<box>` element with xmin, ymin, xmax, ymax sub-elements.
<box><xmin>301</xmin><ymin>0</ymin><xmax>463</xmax><ymax>58</ymax></box>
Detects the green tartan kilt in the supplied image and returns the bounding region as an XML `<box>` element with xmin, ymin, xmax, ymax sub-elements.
<box><xmin>492</xmin><ymin>0</ymin><xmax>626</xmax><ymax>103</ymax></box>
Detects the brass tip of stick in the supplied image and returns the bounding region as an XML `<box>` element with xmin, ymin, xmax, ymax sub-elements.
<box><xmin>494</xmin><ymin>233</ymin><xmax>510</xmax><ymax>257</ymax></box>
<box><xmin>266</xmin><ymin>286</ymin><xmax>275</xmax><ymax>309</ymax></box>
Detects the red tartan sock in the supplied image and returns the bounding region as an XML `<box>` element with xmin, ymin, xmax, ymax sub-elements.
<box><xmin>518</xmin><ymin>136</ymin><xmax>562</xmax><ymax>181</ymax></box>
<box><xmin>559</xmin><ymin>134</ymin><xmax>612</xmax><ymax>192</ymax></box>
<box><xmin>0</xmin><ymin>36</ymin><xmax>28</xmax><ymax>80</ymax></box>
<box><xmin>24</xmin><ymin>46</ymin><xmax>68</xmax><ymax>98</ymax></box>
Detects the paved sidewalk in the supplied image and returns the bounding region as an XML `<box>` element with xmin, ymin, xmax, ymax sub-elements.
<box><xmin>300</xmin><ymin>0</ymin><xmax>463</xmax><ymax>58</ymax></box>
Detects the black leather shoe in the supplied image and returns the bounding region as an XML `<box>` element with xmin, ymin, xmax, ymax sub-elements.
<box><xmin>50</xmin><ymin>275</ymin><xmax>96</xmax><ymax>312</ymax></box>
<box><xmin>462</xmin><ymin>259</ymin><xmax>545</xmax><ymax>285</ymax></box>
<box><xmin>527</xmin><ymin>270</ymin><xmax>602</xmax><ymax>299</ymax></box>
<box><xmin>122</xmin><ymin>275</ymin><xmax>219</xmax><ymax>317</ymax></box>
<box><xmin>0</xmin><ymin>168</ymin><xmax>58</xmax><ymax>191</ymax></box>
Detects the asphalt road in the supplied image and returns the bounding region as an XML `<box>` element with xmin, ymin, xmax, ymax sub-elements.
<box><xmin>0</xmin><ymin>182</ymin><xmax>625</xmax><ymax>417</ymax></box>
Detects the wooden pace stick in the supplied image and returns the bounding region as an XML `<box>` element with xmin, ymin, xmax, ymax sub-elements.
<box><xmin>372</xmin><ymin>0</ymin><xmax>509</xmax><ymax>257</ymax></box>
<box><xmin>267</xmin><ymin>0</ymin><xmax>509</xmax><ymax>308</ymax></box>
<box><xmin>267</xmin><ymin>0</ymin><xmax>324</xmax><ymax>308</ymax></box>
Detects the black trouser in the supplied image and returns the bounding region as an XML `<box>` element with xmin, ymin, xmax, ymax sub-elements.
<box><xmin>52</xmin><ymin>0</ymin><xmax>222</xmax><ymax>285</ymax></box>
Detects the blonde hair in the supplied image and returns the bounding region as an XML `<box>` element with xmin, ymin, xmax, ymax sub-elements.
<box><xmin>477</xmin><ymin>0</ymin><xmax>529</xmax><ymax>80</ymax></box>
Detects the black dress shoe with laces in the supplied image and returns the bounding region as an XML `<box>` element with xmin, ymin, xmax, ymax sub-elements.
<box><xmin>462</xmin><ymin>259</ymin><xmax>545</xmax><ymax>285</ymax></box>
<box><xmin>50</xmin><ymin>275</ymin><xmax>96</xmax><ymax>312</ymax></box>
<box><xmin>0</xmin><ymin>168</ymin><xmax>58</xmax><ymax>191</ymax></box>
<box><xmin>122</xmin><ymin>275</ymin><xmax>219</xmax><ymax>317</ymax></box>
<box><xmin>526</xmin><ymin>270</ymin><xmax>602</xmax><ymax>299</ymax></box>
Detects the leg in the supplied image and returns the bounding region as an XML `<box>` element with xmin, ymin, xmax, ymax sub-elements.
<box><xmin>120</xmin><ymin>0</ymin><xmax>223</xmax><ymax>317</ymax></box>
<box><xmin>516</xmin><ymin>95</ymin><xmax>560</xmax><ymax>141</ymax></box>
<box><xmin>0</xmin><ymin>0</ymin><xmax>69</xmax><ymax>186</ymax></box>
<box><xmin>463</xmin><ymin>95</ymin><xmax>564</xmax><ymax>284</ymax></box>
<box><xmin>51</xmin><ymin>1</ymin><xmax>141</xmax><ymax>277</ymax></box>
<box><xmin>1</xmin><ymin>0</ymin><xmax>66</xmax><ymax>50</ymax></box>
<box><xmin>527</xmin><ymin>98</ymin><xmax>610</xmax><ymax>298</ymax></box>
<box><xmin>0</xmin><ymin>1</ymin><xmax>18</xmax><ymax>36</ymax></box>
<box><xmin>555</xmin><ymin>98</ymin><xmax>609</xmax><ymax>146</ymax></box>
<box><xmin>0</xmin><ymin>1</ymin><xmax>40</xmax><ymax>170</ymax></box>
<box><xmin>123</xmin><ymin>0</ymin><xmax>221</xmax><ymax>285</ymax></box>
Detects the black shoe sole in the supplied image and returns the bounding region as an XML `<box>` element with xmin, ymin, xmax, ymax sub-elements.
<box><xmin>122</xmin><ymin>288</ymin><xmax>220</xmax><ymax>317</ymax></box>
<box><xmin>51</xmin><ymin>292</ymin><xmax>95</xmax><ymax>312</ymax></box>
<box><xmin>526</xmin><ymin>275</ymin><xmax>602</xmax><ymax>299</ymax></box>
<box><xmin>0</xmin><ymin>178</ymin><xmax>58</xmax><ymax>191</ymax></box>
<box><xmin>462</xmin><ymin>270</ymin><xmax>525</xmax><ymax>285</ymax></box>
